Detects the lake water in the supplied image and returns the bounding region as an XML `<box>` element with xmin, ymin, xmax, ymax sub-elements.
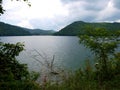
<box><xmin>0</xmin><ymin>36</ymin><xmax>92</xmax><ymax>71</ymax></box>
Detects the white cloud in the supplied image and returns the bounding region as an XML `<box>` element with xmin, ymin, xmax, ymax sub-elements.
<box><xmin>112</xmin><ymin>0</ymin><xmax>120</xmax><ymax>9</ymax></box>
<box><xmin>0</xmin><ymin>0</ymin><xmax>120</xmax><ymax>30</ymax></box>
<box><xmin>17</xmin><ymin>20</ymin><xmax>33</xmax><ymax>29</ymax></box>
<box><xmin>95</xmin><ymin>0</ymin><xmax>117</xmax><ymax>21</ymax></box>
<box><xmin>3</xmin><ymin>0</ymin><xmax>69</xmax><ymax>19</ymax></box>
<box><xmin>0</xmin><ymin>0</ymin><xmax>69</xmax><ymax>30</ymax></box>
<box><xmin>115</xmin><ymin>19</ymin><xmax>120</xmax><ymax>22</ymax></box>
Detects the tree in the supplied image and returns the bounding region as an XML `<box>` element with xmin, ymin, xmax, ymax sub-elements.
<box><xmin>0</xmin><ymin>1</ymin><xmax>41</xmax><ymax>89</ymax></box>
<box><xmin>0</xmin><ymin>42</ymin><xmax>30</xmax><ymax>81</ymax></box>
<box><xmin>79</xmin><ymin>26</ymin><xmax>120</xmax><ymax>80</ymax></box>
<box><xmin>0</xmin><ymin>0</ymin><xmax>30</xmax><ymax>15</ymax></box>
<box><xmin>0</xmin><ymin>0</ymin><xmax>31</xmax><ymax>81</ymax></box>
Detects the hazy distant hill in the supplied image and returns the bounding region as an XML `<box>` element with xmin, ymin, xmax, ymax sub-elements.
<box><xmin>54</xmin><ymin>21</ymin><xmax>120</xmax><ymax>36</ymax></box>
<box><xmin>0</xmin><ymin>22</ymin><xmax>55</xmax><ymax>36</ymax></box>
<box><xmin>24</xmin><ymin>28</ymin><xmax>55</xmax><ymax>35</ymax></box>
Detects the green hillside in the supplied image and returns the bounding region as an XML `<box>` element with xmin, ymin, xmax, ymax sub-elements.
<box><xmin>0</xmin><ymin>22</ymin><xmax>55</xmax><ymax>36</ymax></box>
<box><xmin>0</xmin><ymin>22</ymin><xmax>30</xmax><ymax>36</ymax></box>
<box><xmin>54</xmin><ymin>21</ymin><xmax>120</xmax><ymax>36</ymax></box>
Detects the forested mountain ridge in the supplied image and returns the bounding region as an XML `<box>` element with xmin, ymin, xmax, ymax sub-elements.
<box><xmin>0</xmin><ymin>22</ymin><xmax>55</xmax><ymax>36</ymax></box>
<box><xmin>54</xmin><ymin>21</ymin><xmax>120</xmax><ymax>36</ymax></box>
<box><xmin>1</xmin><ymin>21</ymin><xmax>120</xmax><ymax>36</ymax></box>
<box><xmin>0</xmin><ymin>22</ymin><xmax>30</xmax><ymax>36</ymax></box>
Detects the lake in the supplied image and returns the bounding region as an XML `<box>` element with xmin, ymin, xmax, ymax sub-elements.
<box><xmin>0</xmin><ymin>36</ymin><xmax>92</xmax><ymax>71</ymax></box>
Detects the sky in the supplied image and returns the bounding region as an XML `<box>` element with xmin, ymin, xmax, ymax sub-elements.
<box><xmin>0</xmin><ymin>0</ymin><xmax>120</xmax><ymax>31</ymax></box>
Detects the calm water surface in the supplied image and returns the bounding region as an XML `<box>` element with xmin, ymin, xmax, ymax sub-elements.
<box><xmin>0</xmin><ymin>36</ymin><xmax>92</xmax><ymax>71</ymax></box>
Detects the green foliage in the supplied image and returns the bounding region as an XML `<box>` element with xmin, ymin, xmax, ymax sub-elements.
<box><xmin>0</xmin><ymin>81</ymin><xmax>40</xmax><ymax>90</ymax></box>
<box><xmin>0</xmin><ymin>42</ymin><xmax>24</xmax><ymax>57</ymax></box>
<box><xmin>29</xmin><ymin>71</ymin><xmax>40</xmax><ymax>81</ymax></box>
<box><xmin>0</xmin><ymin>42</ymin><xmax>41</xmax><ymax>89</ymax></box>
<box><xmin>110</xmin><ymin>53</ymin><xmax>120</xmax><ymax>75</ymax></box>
<box><xmin>55</xmin><ymin>21</ymin><xmax>120</xmax><ymax>36</ymax></box>
<box><xmin>0</xmin><ymin>22</ymin><xmax>55</xmax><ymax>36</ymax></box>
<box><xmin>79</xmin><ymin>26</ymin><xmax>120</xmax><ymax>82</ymax></box>
<box><xmin>0</xmin><ymin>42</ymin><xmax>30</xmax><ymax>81</ymax></box>
<box><xmin>40</xmin><ymin>58</ymin><xmax>120</xmax><ymax>90</ymax></box>
<box><xmin>55</xmin><ymin>21</ymin><xmax>86</xmax><ymax>36</ymax></box>
<box><xmin>0</xmin><ymin>22</ymin><xmax>31</xmax><ymax>36</ymax></box>
<box><xmin>0</xmin><ymin>0</ymin><xmax>4</xmax><ymax>15</ymax></box>
<box><xmin>79</xmin><ymin>27</ymin><xmax>120</xmax><ymax>55</ymax></box>
<box><xmin>0</xmin><ymin>41</ymin><xmax>119</xmax><ymax>89</ymax></box>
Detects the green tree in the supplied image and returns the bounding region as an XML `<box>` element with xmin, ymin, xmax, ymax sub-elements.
<box><xmin>0</xmin><ymin>1</ymin><xmax>41</xmax><ymax>89</ymax></box>
<box><xmin>0</xmin><ymin>42</ymin><xmax>41</xmax><ymax>90</ymax></box>
<box><xmin>79</xmin><ymin>26</ymin><xmax>120</xmax><ymax>81</ymax></box>
<box><xmin>0</xmin><ymin>42</ymin><xmax>29</xmax><ymax>81</ymax></box>
<box><xmin>0</xmin><ymin>0</ymin><xmax>32</xmax><ymax>81</ymax></box>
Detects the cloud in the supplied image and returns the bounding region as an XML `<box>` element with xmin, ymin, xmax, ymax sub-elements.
<box><xmin>112</xmin><ymin>0</ymin><xmax>120</xmax><ymax>9</ymax></box>
<box><xmin>61</xmin><ymin>0</ymin><xmax>103</xmax><ymax>22</ymax></box>
<box><xmin>95</xmin><ymin>0</ymin><xmax>120</xmax><ymax>21</ymax></box>
<box><xmin>1</xmin><ymin>0</ymin><xmax>69</xmax><ymax>30</ymax></box>
<box><xmin>0</xmin><ymin>0</ymin><xmax>120</xmax><ymax>30</ymax></box>
<box><xmin>62</xmin><ymin>0</ymin><xmax>109</xmax><ymax>11</ymax></box>
<box><xmin>61</xmin><ymin>0</ymin><xmax>120</xmax><ymax>22</ymax></box>
<box><xmin>61</xmin><ymin>0</ymin><xmax>80</xmax><ymax>4</ymax></box>
<box><xmin>17</xmin><ymin>20</ymin><xmax>33</xmax><ymax>29</ymax></box>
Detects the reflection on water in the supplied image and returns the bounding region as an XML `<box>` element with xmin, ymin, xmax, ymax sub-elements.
<box><xmin>0</xmin><ymin>36</ymin><xmax>92</xmax><ymax>71</ymax></box>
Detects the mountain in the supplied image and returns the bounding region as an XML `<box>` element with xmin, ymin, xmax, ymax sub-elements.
<box><xmin>24</xmin><ymin>28</ymin><xmax>55</xmax><ymax>35</ymax></box>
<box><xmin>0</xmin><ymin>22</ymin><xmax>55</xmax><ymax>36</ymax></box>
<box><xmin>54</xmin><ymin>21</ymin><xmax>120</xmax><ymax>36</ymax></box>
<box><xmin>0</xmin><ymin>22</ymin><xmax>30</xmax><ymax>36</ymax></box>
